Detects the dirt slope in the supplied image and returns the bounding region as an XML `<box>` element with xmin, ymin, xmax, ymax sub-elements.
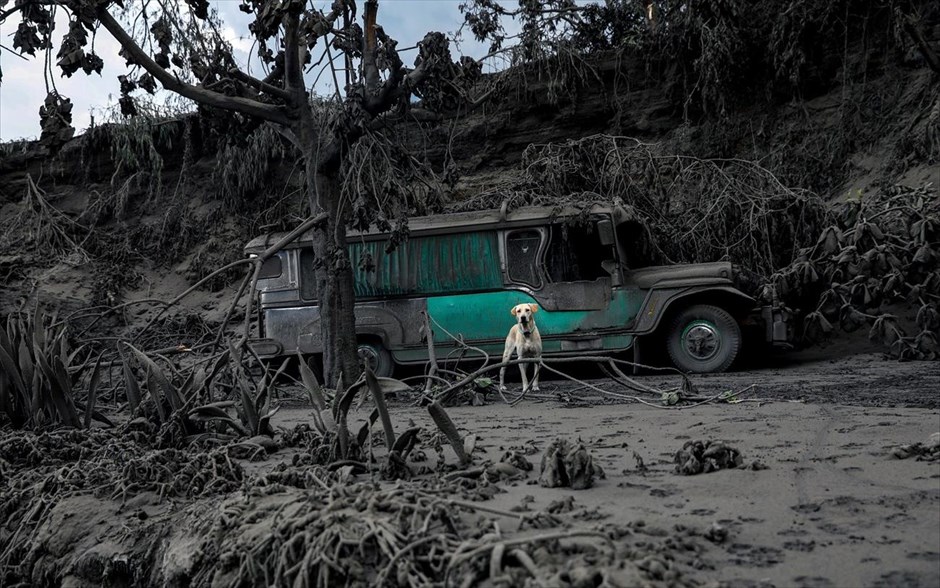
<box><xmin>2</xmin><ymin>11</ymin><xmax>938</xmax><ymax>324</ymax></box>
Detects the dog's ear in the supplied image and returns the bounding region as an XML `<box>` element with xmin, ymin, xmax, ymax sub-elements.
<box><xmin>529</xmin><ymin>304</ymin><xmax>539</xmax><ymax>313</ymax></box>
<box><xmin>510</xmin><ymin>305</ymin><xmax>518</xmax><ymax>316</ymax></box>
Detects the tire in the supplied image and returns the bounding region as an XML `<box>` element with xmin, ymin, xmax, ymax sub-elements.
<box><xmin>357</xmin><ymin>340</ymin><xmax>394</xmax><ymax>378</ymax></box>
<box><xmin>666</xmin><ymin>304</ymin><xmax>741</xmax><ymax>373</ymax></box>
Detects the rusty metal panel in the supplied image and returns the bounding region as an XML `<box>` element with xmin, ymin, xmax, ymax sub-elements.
<box><xmin>262</xmin><ymin>306</ymin><xmax>321</xmax><ymax>355</ymax></box>
<box><xmin>348</xmin><ymin>231</ymin><xmax>502</xmax><ymax>298</ymax></box>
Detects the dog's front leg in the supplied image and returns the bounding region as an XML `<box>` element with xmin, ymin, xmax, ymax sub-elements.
<box><xmin>532</xmin><ymin>362</ymin><xmax>541</xmax><ymax>392</ymax></box>
<box><xmin>519</xmin><ymin>362</ymin><xmax>529</xmax><ymax>392</ymax></box>
<box><xmin>499</xmin><ymin>334</ymin><xmax>515</xmax><ymax>391</ymax></box>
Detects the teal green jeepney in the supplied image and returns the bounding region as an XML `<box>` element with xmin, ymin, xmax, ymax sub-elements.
<box><xmin>244</xmin><ymin>205</ymin><xmax>792</xmax><ymax>376</ymax></box>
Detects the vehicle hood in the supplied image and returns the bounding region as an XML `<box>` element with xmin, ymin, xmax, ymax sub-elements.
<box><xmin>626</xmin><ymin>262</ymin><xmax>735</xmax><ymax>290</ymax></box>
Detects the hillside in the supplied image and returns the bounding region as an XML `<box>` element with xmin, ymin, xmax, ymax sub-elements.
<box><xmin>1</xmin><ymin>7</ymin><xmax>938</xmax><ymax>350</ymax></box>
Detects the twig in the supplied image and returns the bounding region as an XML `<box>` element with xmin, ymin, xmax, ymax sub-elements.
<box><xmin>445</xmin><ymin>530</ymin><xmax>613</xmax><ymax>583</ymax></box>
<box><xmin>422</xmin><ymin>311</ymin><xmax>439</xmax><ymax>395</ymax></box>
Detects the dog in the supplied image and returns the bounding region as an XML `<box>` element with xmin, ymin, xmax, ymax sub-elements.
<box><xmin>499</xmin><ymin>303</ymin><xmax>542</xmax><ymax>393</ymax></box>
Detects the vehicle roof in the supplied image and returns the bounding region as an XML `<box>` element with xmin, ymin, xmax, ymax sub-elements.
<box><xmin>244</xmin><ymin>204</ymin><xmax>625</xmax><ymax>253</ymax></box>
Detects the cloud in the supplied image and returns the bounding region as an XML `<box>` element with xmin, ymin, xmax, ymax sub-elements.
<box><xmin>220</xmin><ymin>25</ymin><xmax>254</xmax><ymax>59</ymax></box>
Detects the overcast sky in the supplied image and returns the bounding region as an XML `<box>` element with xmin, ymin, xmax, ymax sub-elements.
<box><xmin>0</xmin><ymin>1</ymin><xmax>503</xmax><ymax>142</ymax></box>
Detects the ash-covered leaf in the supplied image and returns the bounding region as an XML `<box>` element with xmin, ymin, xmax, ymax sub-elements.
<box><xmin>82</xmin><ymin>52</ymin><xmax>104</xmax><ymax>75</ymax></box>
<box><xmin>185</xmin><ymin>0</ymin><xmax>210</xmax><ymax>19</ymax></box>
<box><xmin>802</xmin><ymin>311</ymin><xmax>833</xmax><ymax>343</ymax></box>
<box><xmin>839</xmin><ymin>304</ymin><xmax>867</xmax><ymax>333</ymax></box>
<box><xmin>854</xmin><ymin>221</ymin><xmax>884</xmax><ymax>247</ymax></box>
<box><xmin>119</xmin><ymin>94</ymin><xmax>138</xmax><ymax>117</ymax></box>
<box><xmin>914</xmin><ymin>331</ymin><xmax>939</xmax><ymax>360</ymax></box>
<box><xmin>118</xmin><ymin>74</ymin><xmax>137</xmax><ymax>95</ymax></box>
<box><xmin>916</xmin><ymin>304</ymin><xmax>939</xmax><ymax>332</ymax></box>
<box><xmin>13</xmin><ymin>22</ymin><xmax>44</xmax><ymax>56</ymax></box>
<box><xmin>912</xmin><ymin>244</ymin><xmax>936</xmax><ymax>267</ymax></box>
<box><xmin>869</xmin><ymin>314</ymin><xmax>903</xmax><ymax>347</ymax></box>
<box><xmin>814</xmin><ymin>225</ymin><xmax>842</xmax><ymax>256</ymax></box>
<box><xmin>138</xmin><ymin>73</ymin><xmax>157</xmax><ymax>94</ymax></box>
<box><xmin>38</xmin><ymin>92</ymin><xmax>74</xmax><ymax>151</ymax></box>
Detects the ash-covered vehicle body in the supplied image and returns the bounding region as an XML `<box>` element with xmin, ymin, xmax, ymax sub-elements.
<box><xmin>245</xmin><ymin>205</ymin><xmax>793</xmax><ymax>376</ymax></box>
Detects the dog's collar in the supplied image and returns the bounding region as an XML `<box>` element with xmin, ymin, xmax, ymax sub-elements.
<box><xmin>522</xmin><ymin>329</ymin><xmax>532</xmax><ymax>338</ymax></box>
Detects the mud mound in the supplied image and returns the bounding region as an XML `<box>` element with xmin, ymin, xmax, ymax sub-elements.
<box><xmin>892</xmin><ymin>432</ymin><xmax>940</xmax><ymax>461</ymax></box>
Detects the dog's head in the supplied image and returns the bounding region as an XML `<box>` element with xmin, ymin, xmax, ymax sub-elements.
<box><xmin>511</xmin><ymin>303</ymin><xmax>539</xmax><ymax>334</ymax></box>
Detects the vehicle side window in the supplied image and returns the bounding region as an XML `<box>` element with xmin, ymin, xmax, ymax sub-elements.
<box><xmin>350</xmin><ymin>231</ymin><xmax>503</xmax><ymax>297</ymax></box>
<box><xmin>506</xmin><ymin>229</ymin><xmax>543</xmax><ymax>289</ymax></box>
<box><xmin>545</xmin><ymin>223</ymin><xmax>609</xmax><ymax>282</ymax></box>
<box><xmin>300</xmin><ymin>249</ymin><xmax>318</xmax><ymax>300</ymax></box>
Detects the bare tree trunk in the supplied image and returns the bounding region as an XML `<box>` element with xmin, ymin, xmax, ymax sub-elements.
<box><xmin>312</xmin><ymin>172</ymin><xmax>361</xmax><ymax>387</ymax></box>
<box><xmin>297</xmin><ymin>116</ymin><xmax>361</xmax><ymax>387</ymax></box>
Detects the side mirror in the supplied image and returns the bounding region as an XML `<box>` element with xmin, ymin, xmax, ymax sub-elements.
<box><xmin>597</xmin><ymin>219</ymin><xmax>615</xmax><ymax>246</ymax></box>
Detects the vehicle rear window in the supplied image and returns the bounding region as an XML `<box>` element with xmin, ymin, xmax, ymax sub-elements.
<box><xmin>258</xmin><ymin>256</ymin><xmax>282</xmax><ymax>279</ymax></box>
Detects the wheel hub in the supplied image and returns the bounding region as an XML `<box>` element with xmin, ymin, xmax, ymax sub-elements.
<box><xmin>358</xmin><ymin>345</ymin><xmax>379</xmax><ymax>370</ymax></box>
<box><xmin>682</xmin><ymin>321</ymin><xmax>721</xmax><ymax>361</ymax></box>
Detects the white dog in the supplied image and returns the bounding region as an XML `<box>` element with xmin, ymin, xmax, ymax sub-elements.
<box><xmin>499</xmin><ymin>303</ymin><xmax>543</xmax><ymax>392</ymax></box>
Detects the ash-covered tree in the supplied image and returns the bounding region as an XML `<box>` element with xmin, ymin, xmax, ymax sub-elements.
<box><xmin>461</xmin><ymin>0</ymin><xmax>939</xmax><ymax>114</ymax></box>
<box><xmin>1</xmin><ymin>0</ymin><xmax>486</xmax><ymax>384</ymax></box>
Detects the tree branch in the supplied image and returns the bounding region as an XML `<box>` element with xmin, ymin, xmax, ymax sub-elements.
<box><xmin>374</xmin><ymin>107</ymin><xmax>442</xmax><ymax>124</ymax></box>
<box><xmin>362</xmin><ymin>0</ymin><xmax>380</xmax><ymax>90</ymax></box>
<box><xmin>283</xmin><ymin>13</ymin><xmax>304</xmax><ymax>95</ymax></box>
<box><xmin>363</xmin><ymin>58</ymin><xmax>432</xmax><ymax>115</ymax></box>
<box><xmin>227</xmin><ymin>68</ymin><xmax>292</xmax><ymax>101</ymax></box>
<box><xmin>95</xmin><ymin>7</ymin><xmax>292</xmax><ymax>125</ymax></box>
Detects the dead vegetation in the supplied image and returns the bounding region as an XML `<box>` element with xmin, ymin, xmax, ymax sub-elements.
<box><xmin>0</xmin><ymin>318</ymin><xmax>725</xmax><ymax>586</ymax></box>
<box><xmin>450</xmin><ymin>134</ymin><xmax>828</xmax><ymax>275</ymax></box>
<box><xmin>0</xmin><ymin>2</ymin><xmax>938</xmax><ymax>585</ymax></box>
<box><xmin>674</xmin><ymin>441</ymin><xmax>745</xmax><ymax>476</ymax></box>
<box><xmin>775</xmin><ymin>183</ymin><xmax>940</xmax><ymax>358</ymax></box>
<box><xmin>1</xmin><ymin>401</ymin><xmax>725</xmax><ymax>587</ymax></box>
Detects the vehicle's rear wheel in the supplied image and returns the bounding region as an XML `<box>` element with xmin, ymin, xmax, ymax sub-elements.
<box><xmin>666</xmin><ymin>304</ymin><xmax>741</xmax><ymax>373</ymax></box>
<box><xmin>357</xmin><ymin>340</ymin><xmax>394</xmax><ymax>378</ymax></box>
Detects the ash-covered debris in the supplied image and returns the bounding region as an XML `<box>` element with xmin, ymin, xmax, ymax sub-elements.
<box><xmin>674</xmin><ymin>440</ymin><xmax>745</xmax><ymax>475</ymax></box>
<box><xmin>501</xmin><ymin>449</ymin><xmax>535</xmax><ymax>472</ymax></box>
<box><xmin>539</xmin><ymin>438</ymin><xmax>605</xmax><ymax>489</ymax></box>
<box><xmin>892</xmin><ymin>432</ymin><xmax>940</xmax><ymax>461</ymax></box>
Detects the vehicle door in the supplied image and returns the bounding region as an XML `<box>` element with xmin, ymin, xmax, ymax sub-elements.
<box><xmin>507</xmin><ymin>220</ymin><xmax>645</xmax><ymax>352</ymax></box>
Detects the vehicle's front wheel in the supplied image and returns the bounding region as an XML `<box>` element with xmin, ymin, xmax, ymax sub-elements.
<box><xmin>357</xmin><ymin>340</ymin><xmax>395</xmax><ymax>378</ymax></box>
<box><xmin>666</xmin><ymin>304</ymin><xmax>741</xmax><ymax>373</ymax></box>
